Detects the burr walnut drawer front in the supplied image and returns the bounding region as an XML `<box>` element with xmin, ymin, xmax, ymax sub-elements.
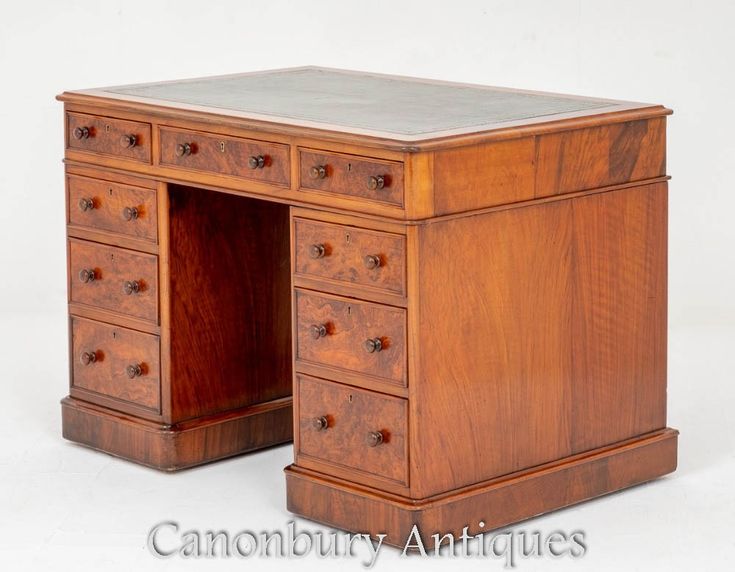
<box><xmin>293</xmin><ymin>218</ymin><xmax>406</xmax><ymax>296</ymax></box>
<box><xmin>67</xmin><ymin>175</ymin><xmax>157</xmax><ymax>242</ymax></box>
<box><xmin>159</xmin><ymin>127</ymin><xmax>290</xmax><ymax>186</ymax></box>
<box><xmin>297</xmin><ymin>375</ymin><xmax>408</xmax><ymax>486</ymax></box>
<box><xmin>67</xmin><ymin>112</ymin><xmax>151</xmax><ymax>163</ymax></box>
<box><xmin>71</xmin><ymin>316</ymin><xmax>160</xmax><ymax>412</ymax></box>
<box><xmin>295</xmin><ymin>290</ymin><xmax>406</xmax><ymax>386</ymax></box>
<box><xmin>299</xmin><ymin>149</ymin><xmax>404</xmax><ymax>207</ymax></box>
<box><xmin>69</xmin><ymin>240</ymin><xmax>158</xmax><ymax>324</ymax></box>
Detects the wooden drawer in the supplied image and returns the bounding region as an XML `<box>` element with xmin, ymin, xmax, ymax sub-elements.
<box><xmin>299</xmin><ymin>149</ymin><xmax>404</xmax><ymax>207</ymax></box>
<box><xmin>67</xmin><ymin>112</ymin><xmax>151</xmax><ymax>163</ymax></box>
<box><xmin>67</xmin><ymin>174</ymin><xmax>157</xmax><ymax>242</ymax></box>
<box><xmin>159</xmin><ymin>126</ymin><xmax>290</xmax><ymax>186</ymax></box>
<box><xmin>295</xmin><ymin>290</ymin><xmax>406</xmax><ymax>386</ymax></box>
<box><xmin>71</xmin><ymin>316</ymin><xmax>160</xmax><ymax>412</ymax></box>
<box><xmin>293</xmin><ymin>218</ymin><xmax>406</xmax><ymax>297</ymax></box>
<box><xmin>297</xmin><ymin>375</ymin><xmax>408</xmax><ymax>485</ymax></box>
<box><xmin>69</xmin><ymin>239</ymin><xmax>158</xmax><ymax>324</ymax></box>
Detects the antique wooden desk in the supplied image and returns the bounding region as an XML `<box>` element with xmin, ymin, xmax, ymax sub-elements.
<box><xmin>58</xmin><ymin>67</ymin><xmax>678</xmax><ymax>545</ymax></box>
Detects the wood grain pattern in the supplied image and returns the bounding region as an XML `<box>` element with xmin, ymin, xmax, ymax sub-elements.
<box><xmin>299</xmin><ymin>149</ymin><xmax>404</xmax><ymax>207</ymax></box>
<box><xmin>159</xmin><ymin>126</ymin><xmax>290</xmax><ymax>186</ymax></box>
<box><xmin>296</xmin><ymin>375</ymin><xmax>408</xmax><ymax>486</ymax></box>
<box><xmin>571</xmin><ymin>183</ymin><xmax>668</xmax><ymax>452</ymax></box>
<box><xmin>535</xmin><ymin>117</ymin><xmax>666</xmax><ymax>197</ymax></box>
<box><xmin>295</xmin><ymin>290</ymin><xmax>407</xmax><ymax>387</ymax></box>
<box><xmin>432</xmin><ymin>137</ymin><xmax>535</xmax><ymax>213</ymax></box>
<box><xmin>67</xmin><ymin>112</ymin><xmax>151</xmax><ymax>163</ymax></box>
<box><xmin>411</xmin><ymin>182</ymin><xmax>668</xmax><ymax>497</ymax></box>
<box><xmin>293</xmin><ymin>217</ymin><xmax>406</xmax><ymax>296</ymax></box>
<box><xmin>286</xmin><ymin>428</ymin><xmax>678</xmax><ymax>548</ymax></box>
<box><xmin>167</xmin><ymin>186</ymin><xmax>292</xmax><ymax>423</ymax></box>
<box><xmin>70</xmin><ymin>316</ymin><xmax>160</xmax><ymax>412</ymax></box>
<box><xmin>67</xmin><ymin>174</ymin><xmax>158</xmax><ymax>242</ymax></box>
<box><xmin>68</xmin><ymin>239</ymin><xmax>159</xmax><ymax>324</ymax></box>
<box><xmin>413</xmin><ymin>198</ymin><xmax>575</xmax><ymax>497</ymax></box>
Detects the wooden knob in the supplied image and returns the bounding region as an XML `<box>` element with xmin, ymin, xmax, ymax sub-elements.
<box><xmin>120</xmin><ymin>134</ymin><xmax>137</xmax><ymax>148</ymax></box>
<box><xmin>364</xmin><ymin>338</ymin><xmax>383</xmax><ymax>353</ymax></box>
<box><xmin>248</xmin><ymin>155</ymin><xmax>265</xmax><ymax>169</ymax></box>
<box><xmin>78</xmin><ymin>268</ymin><xmax>96</xmax><ymax>283</ymax></box>
<box><xmin>122</xmin><ymin>206</ymin><xmax>139</xmax><ymax>221</ymax></box>
<box><xmin>126</xmin><ymin>363</ymin><xmax>143</xmax><ymax>379</ymax></box>
<box><xmin>122</xmin><ymin>280</ymin><xmax>141</xmax><ymax>295</ymax></box>
<box><xmin>367</xmin><ymin>431</ymin><xmax>385</xmax><ymax>447</ymax></box>
<box><xmin>309</xmin><ymin>244</ymin><xmax>326</xmax><ymax>259</ymax></box>
<box><xmin>80</xmin><ymin>351</ymin><xmax>98</xmax><ymax>365</ymax></box>
<box><xmin>363</xmin><ymin>254</ymin><xmax>381</xmax><ymax>269</ymax></box>
<box><xmin>73</xmin><ymin>126</ymin><xmax>90</xmax><ymax>140</ymax></box>
<box><xmin>310</xmin><ymin>324</ymin><xmax>328</xmax><ymax>339</ymax></box>
<box><xmin>175</xmin><ymin>142</ymin><xmax>192</xmax><ymax>157</ymax></box>
<box><xmin>312</xmin><ymin>416</ymin><xmax>328</xmax><ymax>431</ymax></box>
<box><xmin>367</xmin><ymin>175</ymin><xmax>385</xmax><ymax>190</ymax></box>
<box><xmin>78</xmin><ymin>198</ymin><xmax>95</xmax><ymax>212</ymax></box>
<box><xmin>309</xmin><ymin>165</ymin><xmax>327</xmax><ymax>179</ymax></box>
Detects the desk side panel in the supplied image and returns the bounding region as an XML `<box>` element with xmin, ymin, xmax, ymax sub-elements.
<box><xmin>412</xmin><ymin>183</ymin><xmax>668</xmax><ymax>497</ymax></box>
<box><xmin>412</xmin><ymin>200</ymin><xmax>575</xmax><ymax>498</ymax></box>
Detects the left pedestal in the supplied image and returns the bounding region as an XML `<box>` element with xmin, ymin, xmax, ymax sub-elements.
<box><xmin>62</xmin><ymin>163</ymin><xmax>294</xmax><ymax>470</ymax></box>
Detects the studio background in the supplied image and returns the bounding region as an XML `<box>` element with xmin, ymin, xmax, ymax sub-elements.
<box><xmin>1</xmin><ymin>1</ymin><xmax>733</xmax><ymax>570</ymax></box>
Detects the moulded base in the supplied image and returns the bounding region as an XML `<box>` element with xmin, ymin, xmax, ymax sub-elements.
<box><xmin>61</xmin><ymin>395</ymin><xmax>293</xmax><ymax>471</ymax></box>
<box><xmin>285</xmin><ymin>428</ymin><xmax>678</xmax><ymax>548</ymax></box>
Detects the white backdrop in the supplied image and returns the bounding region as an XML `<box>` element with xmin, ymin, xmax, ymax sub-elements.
<box><xmin>1</xmin><ymin>1</ymin><xmax>733</xmax><ymax>571</ymax></box>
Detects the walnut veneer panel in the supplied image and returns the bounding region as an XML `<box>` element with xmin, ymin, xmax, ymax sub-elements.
<box><xmin>71</xmin><ymin>316</ymin><xmax>160</xmax><ymax>413</ymax></box>
<box><xmin>296</xmin><ymin>375</ymin><xmax>408</xmax><ymax>486</ymax></box>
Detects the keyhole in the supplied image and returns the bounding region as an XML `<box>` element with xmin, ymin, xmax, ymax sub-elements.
<box><xmin>105</xmin><ymin>124</ymin><xmax>111</xmax><ymax>133</ymax></box>
<box><xmin>347</xmin><ymin>305</ymin><xmax>352</xmax><ymax>315</ymax></box>
<box><xmin>108</xmin><ymin>188</ymin><xmax>113</xmax><ymax>196</ymax></box>
<box><xmin>219</xmin><ymin>141</ymin><xmax>226</xmax><ymax>153</ymax></box>
<box><xmin>347</xmin><ymin>163</ymin><xmax>352</xmax><ymax>171</ymax></box>
<box><xmin>348</xmin><ymin>394</ymin><xmax>353</xmax><ymax>403</ymax></box>
<box><xmin>112</xmin><ymin>331</ymin><xmax>117</xmax><ymax>339</ymax></box>
<box><xmin>345</xmin><ymin>233</ymin><xmax>351</xmax><ymax>244</ymax></box>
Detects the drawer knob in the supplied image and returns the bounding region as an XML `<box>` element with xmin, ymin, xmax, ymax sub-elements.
<box><xmin>363</xmin><ymin>254</ymin><xmax>381</xmax><ymax>270</ymax></box>
<box><xmin>120</xmin><ymin>134</ymin><xmax>137</xmax><ymax>148</ymax></box>
<box><xmin>122</xmin><ymin>206</ymin><xmax>139</xmax><ymax>221</ymax></box>
<box><xmin>248</xmin><ymin>155</ymin><xmax>265</xmax><ymax>169</ymax></box>
<box><xmin>73</xmin><ymin>126</ymin><xmax>90</xmax><ymax>140</ymax></box>
<box><xmin>364</xmin><ymin>337</ymin><xmax>383</xmax><ymax>353</ymax></box>
<box><xmin>367</xmin><ymin>431</ymin><xmax>385</xmax><ymax>447</ymax></box>
<box><xmin>175</xmin><ymin>142</ymin><xmax>193</xmax><ymax>157</ymax></box>
<box><xmin>78</xmin><ymin>268</ymin><xmax>96</xmax><ymax>283</ymax></box>
<box><xmin>309</xmin><ymin>165</ymin><xmax>327</xmax><ymax>179</ymax></box>
<box><xmin>78</xmin><ymin>197</ymin><xmax>95</xmax><ymax>212</ymax></box>
<box><xmin>122</xmin><ymin>280</ymin><xmax>141</xmax><ymax>295</ymax></box>
<box><xmin>309</xmin><ymin>243</ymin><xmax>326</xmax><ymax>259</ymax></box>
<box><xmin>126</xmin><ymin>363</ymin><xmax>143</xmax><ymax>379</ymax></box>
<box><xmin>310</xmin><ymin>324</ymin><xmax>328</xmax><ymax>339</ymax></box>
<box><xmin>367</xmin><ymin>175</ymin><xmax>385</xmax><ymax>190</ymax></box>
<box><xmin>80</xmin><ymin>351</ymin><xmax>98</xmax><ymax>365</ymax></box>
<box><xmin>312</xmin><ymin>416</ymin><xmax>329</xmax><ymax>431</ymax></box>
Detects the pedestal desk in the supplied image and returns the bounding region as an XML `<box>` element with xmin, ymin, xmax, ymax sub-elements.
<box><xmin>58</xmin><ymin>67</ymin><xmax>678</xmax><ymax>545</ymax></box>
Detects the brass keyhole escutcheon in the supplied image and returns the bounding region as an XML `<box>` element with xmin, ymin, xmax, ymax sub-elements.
<box><xmin>219</xmin><ymin>141</ymin><xmax>226</xmax><ymax>153</ymax></box>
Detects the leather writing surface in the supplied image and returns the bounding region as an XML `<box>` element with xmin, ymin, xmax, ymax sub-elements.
<box><xmin>106</xmin><ymin>68</ymin><xmax>612</xmax><ymax>136</ymax></box>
